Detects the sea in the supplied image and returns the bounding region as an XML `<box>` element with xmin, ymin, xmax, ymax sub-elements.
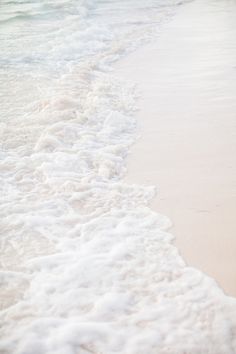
<box><xmin>0</xmin><ymin>0</ymin><xmax>236</xmax><ymax>353</ymax></box>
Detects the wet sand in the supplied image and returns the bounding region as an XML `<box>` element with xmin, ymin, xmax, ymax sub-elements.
<box><xmin>115</xmin><ymin>0</ymin><xmax>236</xmax><ymax>296</ymax></box>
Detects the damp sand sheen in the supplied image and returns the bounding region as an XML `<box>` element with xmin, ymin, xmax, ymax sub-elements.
<box><xmin>116</xmin><ymin>0</ymin><xmax>236</xmax><ymax>297</ymax></box>
<box><xmin>0</xmin><ymin>1</ymin><xmax>236</xmax><ymax>354</ymax></box>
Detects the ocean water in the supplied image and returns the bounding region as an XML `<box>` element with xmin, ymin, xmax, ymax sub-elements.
<box><xmin>0</xmin><ymin>0</ymin><xmax>236</xmax><ymax>353</ymax></box>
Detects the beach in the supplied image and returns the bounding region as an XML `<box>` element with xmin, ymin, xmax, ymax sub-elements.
<box><xmin>115</xmin><ymin>0</ymin><xmax>236</xmax><ymax>297</ymax></box>
<box><xmin>1</xmin><ymin>0</ymin><xmax>236</xmax><ymax>353</ymax></box>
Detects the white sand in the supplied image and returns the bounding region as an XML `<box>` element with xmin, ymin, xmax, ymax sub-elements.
<box><xmin>115</xmin><ymin>0</ymin><xmax>236</xmax><ymax>296</ymax></box>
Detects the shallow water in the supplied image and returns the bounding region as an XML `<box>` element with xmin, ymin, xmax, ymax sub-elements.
<box><xmin>0</xmin><ymin>0</ymin><xmax>236</xmax><ymax>353</ymax></box>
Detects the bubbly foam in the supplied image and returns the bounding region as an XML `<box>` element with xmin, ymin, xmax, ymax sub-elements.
<box><xmin>1</xmin><ymin>0</ymin><xmax>236</xmax><ymax>353</ymax></box>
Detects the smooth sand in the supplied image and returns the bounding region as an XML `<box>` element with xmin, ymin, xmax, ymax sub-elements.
<box><xmin>115</xmin><ymin>0</ymin><xmax>236</xmax><ymax>296</ymax></box>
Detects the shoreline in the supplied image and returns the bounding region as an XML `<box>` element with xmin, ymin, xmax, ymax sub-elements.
<box><xmin>115</xmin><ymin>0</ymin><xmax>236</xmax><ymax>297</ymax></box>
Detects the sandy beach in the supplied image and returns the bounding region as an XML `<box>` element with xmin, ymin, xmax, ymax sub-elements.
<box><xmin>2</xmin><ymin>0</ymin><xmax>236</xmax><ymax>352</ymax></box>
<box><xmin>115</xmin><ymin>0</ymin><xmax>236</xmax><ymax>296</ymax></box>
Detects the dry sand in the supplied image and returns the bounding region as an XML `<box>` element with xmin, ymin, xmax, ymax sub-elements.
<box><xmin>115</xmin><ymin>0</ymin><xmax>236</xmax><ymax>296</ymax></box>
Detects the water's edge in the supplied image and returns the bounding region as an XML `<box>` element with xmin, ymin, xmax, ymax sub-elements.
<box><xmin>1</xmin><ymin>0</ymin><xmax>236</xmax><ymax>353</ymax></box>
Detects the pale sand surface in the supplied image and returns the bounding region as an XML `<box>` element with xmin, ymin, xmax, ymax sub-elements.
<box><xmin>115</xmin><ymin>0</ymin><xmax>236</xmax><ymax>296</ymax></box>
